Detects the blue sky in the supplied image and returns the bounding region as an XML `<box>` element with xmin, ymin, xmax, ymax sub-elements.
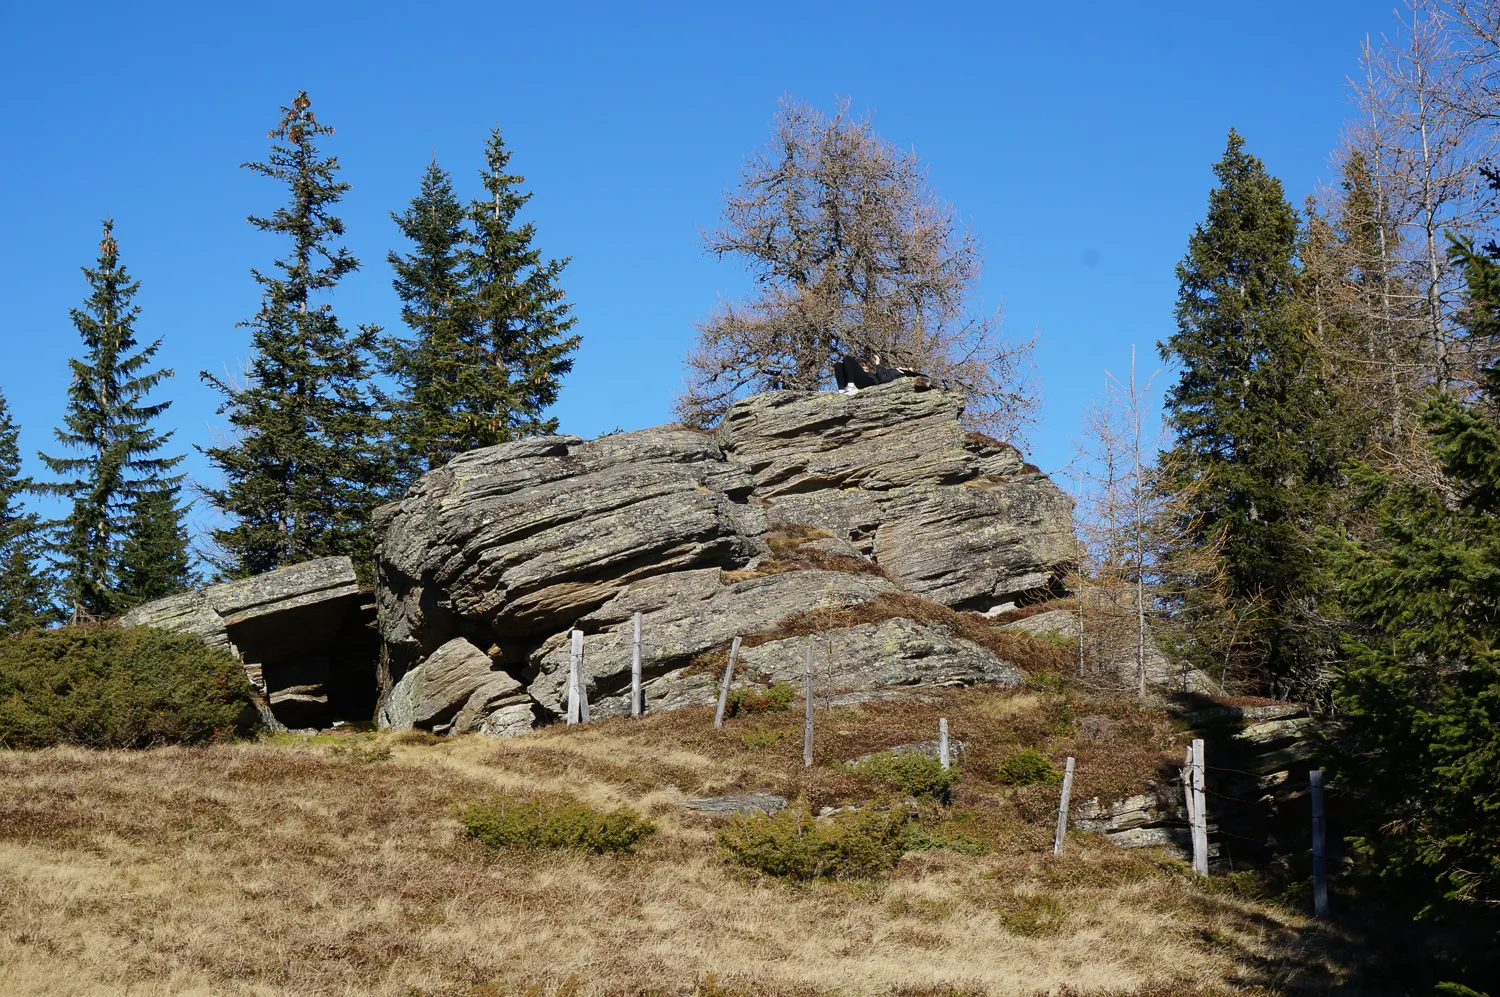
<box><xmin>1</xmin><ymin>1</ymin><xmax>1402</xmax><ymax>533</ymax></box>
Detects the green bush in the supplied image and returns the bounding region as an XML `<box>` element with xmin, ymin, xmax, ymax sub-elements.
<box><xmin>458</xmin><ymin>795</ymin><xmax>656</xmax><ymax>854</ymax></box>
<box><xmin>716</xmin><ymin>806</ymin><xmax>911</xmax><ymax>880</ymax></box>
<box><xmin>0</xmin><ymin>625</ymin><xmax>258</xmax><ymax>749</ymax></box>
<box><xmin>725</xmin><ymin>682</ymin><xmax>796</xmax><ymax>717</ymax></box>
<box><xmin>852</xmin><ymin>749</ymin><xmax>959</xmax><ymax>799</ymax></box>
<box><xmin>996</xmin><ymin>748</ymin><xmax>1064</xmax><ymax>786</ymax></box>
<box><xmin>901</xmin><ymin>823</ymin><xmax>990</xmax><ymax>855</ymax></box>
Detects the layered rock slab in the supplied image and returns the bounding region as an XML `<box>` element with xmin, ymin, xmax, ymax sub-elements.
<box><xmin>121</xmin><ymin>557</ymin><xmax>372</xmax><ymax>729</ymax></box>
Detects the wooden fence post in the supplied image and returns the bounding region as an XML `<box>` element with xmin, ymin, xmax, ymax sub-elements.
<box><xmin>566</xmin><ymin>630</ymin><xmax>590</xmax><ymax>724</ymax></box>
<box><xmin>1190</xmin><ymin>738</ymin><xmax>1208</xmax><ymax>876</ymax></box>
<box><xmin>566</xmin><ymin>630</ymin><xmax>582</xmax><ymax>724</ymax></box>
<box><xmin>1053</xmin><ymin>755</ymin><xmax>1076</xmax><ymax>857</ymax></box>
<box><xmin>630</xmin><ymin>612</ymin><xmax>643</xmax><ymax>718</ymax></box>
<box><xmin>938</xmin><ymin>718</ymin><xmax>950</xmax><ymax>770</ymax></box>
<box><xmin>1311</xmin><ymin>768</ymin><xmax>1329</xmax><ymax>917</ymax></box>
<box><xmin>803</xmin><ymin>646</ymin><xmax>814</xmax><ymax>768</ymax></box>
<box><xmin>714</xmin><ymin>636</ymin><xmax>742</xmax><ymax>729</ymax></box>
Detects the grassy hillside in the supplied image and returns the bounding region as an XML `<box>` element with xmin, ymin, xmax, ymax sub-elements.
<box><xmin>0</xmin><ymin>686</ymin><xmax>1351</xmax><ymax>996</ymax></box>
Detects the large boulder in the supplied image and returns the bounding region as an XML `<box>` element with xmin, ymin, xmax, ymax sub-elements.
<box><xmin>378</xmin><ymin>637</ymin><xmax>533</xmax><ymax>736</ymax></box>
<box><xmin>374</xmin><ymin>380</ymin><xmax>1076</xmax><ymax>728</ymax></box>
<box><xmin>122</xmin><ymin>557</ymin><xmax>376</xmax><ymax>729</ymax></box>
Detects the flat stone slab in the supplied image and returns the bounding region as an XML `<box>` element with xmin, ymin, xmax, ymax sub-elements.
<box><xmin>683</xmin><ymin>795</ymin><xmax>787</xmax><ymax>817</ymax></box>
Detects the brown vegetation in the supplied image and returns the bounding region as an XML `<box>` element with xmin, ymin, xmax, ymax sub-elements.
<box><xmin>0</xmin><ymin>684</ymin><xmax>1350</xmax><ymax>996</ymax></box>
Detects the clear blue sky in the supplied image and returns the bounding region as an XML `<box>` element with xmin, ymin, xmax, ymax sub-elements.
<box><xmin>0</xmin><ymin>1</ymin><xmax>1402</xmax><ymax>534</ymax></box>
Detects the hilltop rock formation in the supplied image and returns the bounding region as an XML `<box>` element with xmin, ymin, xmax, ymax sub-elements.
<box><xmin>374</xmin><ymin>380</ymin><xmax>1074</xmax><ymax>733</ymax></box>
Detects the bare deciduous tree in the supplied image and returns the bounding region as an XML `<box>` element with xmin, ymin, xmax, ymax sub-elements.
<box><xmin>679</xmin><ymin>97</ymin><xmax>1038</xmax><ymax>439</ymax></box>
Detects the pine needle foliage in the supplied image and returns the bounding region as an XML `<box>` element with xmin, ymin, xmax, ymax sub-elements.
<box><xmin>381</xmin><ymin>132</ymin><xmax>579</xmax><ymax>481</ymax></box>
<box><xmin>1327</xmin><ymin>234</ymin><xmax>1500</xmax><ymax>923</ymax></box>
<box><xmin>0</xmin><ymin>389</ymin><xmax>53</xmax><ymax>634</ymax></box>
<box><xmin>38</xmin><ymin>221</ymin><xmax>183</xmax><ymax>620</ymax></box>
<box><xmin>1158</xmin><ymin>130</ymin><xmax>1339</xmax><ymax>696</ymax></box>
<box><xmin>116</xmin><ymin>484</ymin><xmax>196</xmax><ymax>607</ymax></box>
<box><xmin>200</xmin><ymin>92</ymin><xmax>391</xmax><ymax>577</ymax></box>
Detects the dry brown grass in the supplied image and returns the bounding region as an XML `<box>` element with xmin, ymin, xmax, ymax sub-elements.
<box><xmin>722</xmin><ymin>527</ymin><xmax>891</xmax><ymax>584</ymax></box>
<box><xmin>0</xmin><ymin>686</ymin><xmax>1349</xmax><ymax>997</ymax></box>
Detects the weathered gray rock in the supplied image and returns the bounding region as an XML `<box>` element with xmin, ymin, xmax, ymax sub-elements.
<box><xmin>719</xmin><ymin>381</ymin><xmax>1075</xmax><ymax>613</ymax></box>
<box><xmin>527</xmin><ymin>568</ymin><xmax>899</xmax><ymax>716</ymax></box>
<box><xmin>375</xmin><ymin>381</ymin><xmax>1075</xmax><ymax>724</ymax></box>
<box><xmin>684</xmin><ymin>795</ymin><xmax>787</xmax><ymax>817</ymax></box>
<box><xmin>852</xmin><ymin>738</ymin><xmax>967</xmax><ymax>766</ymax></box>
<box><xmin>375</xmin><ymin>429</ymin><xmax>761</xmax><ymax>678</ymax></box>
<box><xmin>122</xmin><ymin>557</ymin><xmax>369</xmax><ymax>729</ymax></box>
<box><xmin>1000</xmin><ymin>605</ymin><xmax>1219</xmax><ymax>696</ymax></box>
<box><xmin>378</xmin><ymin>637</ymin><xmax>535</xmax><ymax>736</ymax></box>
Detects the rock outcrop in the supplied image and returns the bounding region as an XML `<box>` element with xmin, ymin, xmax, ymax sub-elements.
<box><xmin>373</xmin><ymin>380</ymin><xmax>1073</xmax><ymax>734</ymax></box>
<box><xmin>121</xmin><ymin>557</ymin><xmax>378</xmax><ymax>729</ymax></box>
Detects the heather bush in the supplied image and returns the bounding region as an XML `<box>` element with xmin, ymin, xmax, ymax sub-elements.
<box><xmin>458</xmin><ymin>795</ymin><xmax>656</xmax><ymax>854</ymax></box>
<box><xmin>996</xmin><ymin>748</ymin><xmax>1064</xmax><ymax>786</ymax></box>
<box><xmin>852</xmin><ymin>749</ymin><xmax>959</xmax><ymax>799</ymax></box>
<box><xmin>725</xmin><ymin>682</ymin><xmax>796</xmax><ymax>717</ymax></box>
<box><xmin>0</xmin><ymin>624</ymin><xmax>257</xmax><ymax>749</ymax></box>
<box><xmin>717</xmin><ymin>806</ymin><xmax>911</xmax><ymax>880</ymax></box>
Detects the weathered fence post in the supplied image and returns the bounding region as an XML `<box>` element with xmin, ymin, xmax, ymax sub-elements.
<box><xmin>566</xmin><ymin>629</ymin><xmax>590</xmax><ymax>724</ymax></box>
<box><xmin>1190</xmin><ymin>738</ymin><xmax>1208</xmax><ymax>876</ymax></box>
<box><xmin>566</xmin><ymin>630</ymin><xmax>582</xmax><ymax>724</ymax></box>
<box><xmin>803</xmin><ymin>646</ymin><xmax>814</xmax><ymax>768</ymax></box>
<box><xmin>714</xmin><ymin>636</ymin><xmax>742</xmax><ymax>729</ymax></box>
<box><xmin>1310</xmin><ymin>768</ymin><xmax>1329</xmax><ymax>917</ymax></box>
<box><xmin>938</xmin><ymin>717</ymin><xmax>950</xmax><ymax>770</ymax></box>
<box><xmin>630</xmin><ymin>612</ymin><xmax>643</xmax><ymax>718</ymax></box>
<box><xmin>1053</xmin><ymin>755</ymin><xmax>1076</xmax><ymax>856</ymax></box>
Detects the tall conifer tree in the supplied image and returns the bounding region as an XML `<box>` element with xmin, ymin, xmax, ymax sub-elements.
<box><xmin>39</xmin><ymin>221</ymin><xmax>183</xmax><ymax>620</ymax></box>
<box><xmin>0</xmin><ymin>389</ymin><xmax>53</xmax><ymax>633</ymax></box>
<box><xmin>380</xmin><ymin>159</ymin><xmax>472</xmax><ymax>480</ymax></box>
<box><xmin>462</xmin><ymin>129</ymin><xmax>579</xmax><ymax>443</ymax></box>
<box><xmin>1159</xmin><ymin>131</ymin><xmax>1335</xmax><ymax>694</ymax></box>
<box><xmin>202</xmin><ymin>92</ymin><xmax>389</xmax><ymax>576</ymax></box>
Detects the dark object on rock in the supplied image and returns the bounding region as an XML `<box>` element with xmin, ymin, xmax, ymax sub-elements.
<box><xmin>832</xmin><ymin>353</ymin><xmax>924</xmax><ymax>391</ymax></box>
<box><xmin>121</xmin><ymin>557</ymin><xmax>376</xmax><ymax>730</ymax></box>
<box><xmin>684</xmin><ymin>795</ymin><xmax>788</xmax><ymax>817</ymax></box>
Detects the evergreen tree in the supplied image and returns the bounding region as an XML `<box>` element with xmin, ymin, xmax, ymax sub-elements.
<box><xmin>201</xmin><ymin>92</ymin><xmax>390</xmax><ymax>576</ymax></box>
<box><xmin>380</xmin><ymin>159</ymin><xmax>473</xmax><ymax>480</ymax></box>
<box><xmin>1158</xmin><ymin>131</ymin><xmax>1336</xmax><ymax>695</ymax></box>
<box><xmin>116</xmin><ymin>484</ymin><xmax>196</xmax><ymax>607</ymax></box>
<box><xmin>39</xmin><ymin>221</ymin><xmax>182</xmax><ymax>620</ymax></box>
<box><xmin>1326</xmin><ymin>234</ymin><xmax>1500</xmax><ymax>943</ymax></box>
<box><xmin>461</xmin><ymin>129</ymin><xmax>579</xmax><ymax>445</ymax></box>
<box><xmin>0</xmin><ymin>389</ymin><xmax>53</xmax><ymax>633</ymax></box>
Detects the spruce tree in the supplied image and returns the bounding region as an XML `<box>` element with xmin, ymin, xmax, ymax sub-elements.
<box><xmin>0</xmin><ymin>389</ymin><xmax>53</xmax><ymax>633</ymax></box>
<box><xmin>201</xmin><ymin>92</ymin><xmax>390</xmax><ymax>576</ymax></box>
<box><xmin>117</xmin><ymin>485</ymin><xmax>196</xmax><ymax>606</ymax></box>
<box><xmin>380</xmin><ymin>159</ymin><xmax>473</xmax><ymax>481</ymax></box>
<box><xmin>39</xmin><ymin>220</ymin><xmax>183</xmax><ymax>620</ymax></box>
<box><xmin>1326</xmin><ymin>234</ymin><xmax>1500</xmax><ymax>937</ymax></box>
<box><xmin>1159</xmin><ymin>131</ymin><xmax>1335</xmax><ymax>694</ymax></box>
<box><xmin>462</xmin><ymin>129</ymin><xmax>579</xmax><ymax>444</ymax></box>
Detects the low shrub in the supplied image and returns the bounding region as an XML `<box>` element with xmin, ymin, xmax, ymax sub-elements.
<box><xmin>901</xmin><ymin>823</ymin><xmax>990</xmax><ymax>855</ymax></box>
<box><xmin>996</xmin><ymin>748</ymin><xmax>1064</xmax><ymax>786</ymax></box>
<box><xmin>0</xmin><ymin>624</ymin><xmax>258</xmax><ymax>749</ymax></box>
<box><xmin>725</xmin><ymin>683</ymin><xmax>796</xmax><ymax>717</ymax></box>
<box><xmin>995</xmin><ymin>893</ymin><xmax>1068</xmax><ymax>936</ymax></box>
<box><xmin>717</xmin><ymin>806</ymin><xmax>911</xmax><ymax>880</ymax></box>
<box><xmin>852</xmin><ymin>749</ymin><xmax>959</xmax><ymax>799</ymax></box>
<box><xmin>458</xmin><ymin>794</ymin><xmax>655</xmax><ymax>854</ymax></box>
